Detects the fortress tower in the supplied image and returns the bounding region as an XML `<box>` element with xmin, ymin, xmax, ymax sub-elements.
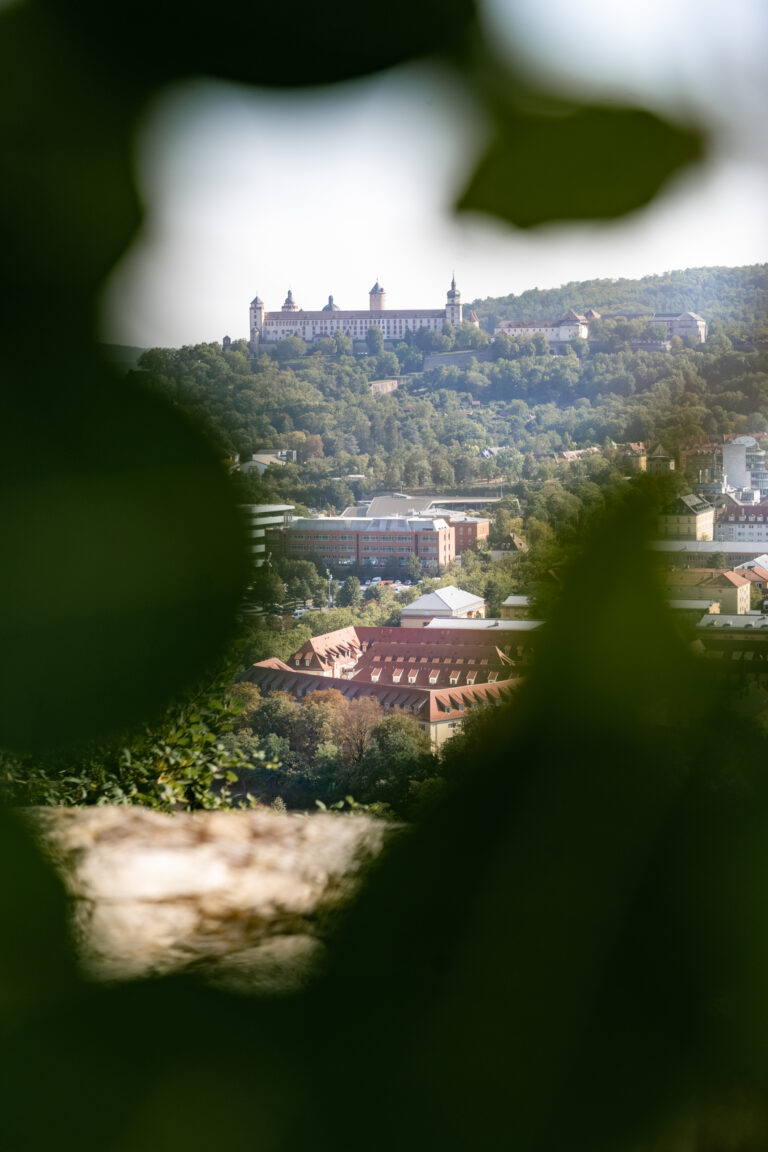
<box><xmin>249</xmin><ymin>295</ymin><xmax>265</xmax><ymax>351</ymax></box>
<box><xmin>369</xmin><ymin>281</ymin><xmax>386</xmax><ymax>312</ymax></box>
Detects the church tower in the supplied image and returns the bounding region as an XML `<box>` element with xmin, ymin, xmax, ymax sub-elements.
<box><xmin>369</xmin><ymin>281</ymin><xmax>386</xmax><ymax>312</ymax></box>
<box><xmin>445</xmin><ymin>275</ymin><xmax>462</xmax><ymax>325</ymax></box>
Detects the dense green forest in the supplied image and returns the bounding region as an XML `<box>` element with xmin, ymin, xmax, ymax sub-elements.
<box><xmin>472</xmin><ymin>262</ymin><xmax>768</xmax><ymax>331</ymax></box>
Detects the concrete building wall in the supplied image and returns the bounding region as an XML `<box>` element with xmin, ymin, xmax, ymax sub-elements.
<box><xmin>723</xmin><ymin>443</ymin><xmax>751</xmax><ymax>489</ymax></box>
<box><xmin>658</xmin><ymin>509</ymin><xmax>714</xmax><ymax>540</ymax></box>
<box><xmin>267</xmin><ymin>517</ymin><xmax>455</xmax><ymax>570</ymax></box>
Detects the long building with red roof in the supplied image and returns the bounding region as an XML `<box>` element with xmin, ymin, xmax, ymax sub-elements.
<box><xmin>243</xmin><ymin>625</ymin><xmax>530</xmax><ymax>747</ymax></box>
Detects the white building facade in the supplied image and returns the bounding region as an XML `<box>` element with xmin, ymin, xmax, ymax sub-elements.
<box><xmin>250</xmin><ymin>278</ymin><xmax>475</xmax><ymax>349</ymax></box>
<box><xmin>651</xmin><ymin>311</ymin><xmax>708</xmax><ymax>343</ymax></box>
<box><xmin>716</xmin><ymin>503</ymin><xmax>768</xmax><ymax>544</ymax></box>
<box><xmin>494</xmin><ymin>309</ymin><xmax>590</xmax><ymax>345</ymax></box>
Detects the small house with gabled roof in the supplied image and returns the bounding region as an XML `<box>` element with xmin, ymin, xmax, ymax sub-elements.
<box><xmin>400</xmin><ymin>585</ymin><xmax>485</xmax><ymax>627</ymax></box>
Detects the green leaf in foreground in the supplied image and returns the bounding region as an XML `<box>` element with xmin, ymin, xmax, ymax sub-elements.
<box><xmin>457</xmin><ymin>104</ymin><xmax>704</xmax><ymax>228</ymax></box>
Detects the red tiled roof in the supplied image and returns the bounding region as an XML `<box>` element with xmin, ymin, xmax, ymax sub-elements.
<box><xmin>244</xmin><ymin>624</ymin><xmax>525</xmax><ymax>721</ymax></box>
<box><xmin>738</xmin><ymin>566</ymin><xmax>768</xmax><ymax>583</ymax></box>
<box><xmin>704</xmin><ymin>571</ymin><xmax>749</xmax><ymax>588</ymax></box>
<box><xmin>244</xmin><ymin>661</ymin><xmax>518</xmax><ymax>722</ymax></box>
<box><xmin>663</xmin><ymin>568</ymin><xmax>749</xmax><ymax>588</ymax></box>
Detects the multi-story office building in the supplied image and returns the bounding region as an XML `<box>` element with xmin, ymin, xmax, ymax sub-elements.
<box><xmin>240</xmin><ymin>504</ymin><xmax>294</xmax><ymax>566</ymax></box>
<box><xmin>266</xmin><ymin>516</ymin><xmax>455</xmax><ymax>571</ymax></box>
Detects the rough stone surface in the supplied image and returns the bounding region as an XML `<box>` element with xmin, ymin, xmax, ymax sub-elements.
<box><xmin>25</xmin><ymin>806</ymin><xmax>391</xmax><ymax>990</ymax></box>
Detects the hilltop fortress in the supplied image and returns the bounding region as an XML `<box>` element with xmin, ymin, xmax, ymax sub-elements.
<box><xmin>249</xmin><ymin>278</ymin><xmax>479</xmax><ymax>350</ymax></box>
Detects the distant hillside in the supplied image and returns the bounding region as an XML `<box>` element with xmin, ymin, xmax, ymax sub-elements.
<box><xmin>471</xmin><ymin>264</ymin><xmax>768</xmax><ymax>331</ymax></box>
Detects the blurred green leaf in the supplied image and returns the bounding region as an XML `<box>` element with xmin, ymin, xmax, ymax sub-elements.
<box><xmin>0</xmin><ymin>363</ymin><xmax>249</xmax><ymax>753</ymax></box>
<box><xmin>457</xmin><ymin>104</ymin><xmax>704</xmax><ymax>227</ymax></box>
<box><xmin>0</xmin><ymin>808</ymin><xmax>79</xmax><ymax>1031</ymax></box>
<box><xmin>37</xmin><ymin>0</ymin><xmax>478</xmax><ymax>88</ymax></box>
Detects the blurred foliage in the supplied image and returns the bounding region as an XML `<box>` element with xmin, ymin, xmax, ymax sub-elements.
<box><xmin>4</xmin><ymin>1</ymin><xmax>767</xmax><ymax>1150</ymax></box>
<box><xmin>459</xmin><ymin>104</ymin><xmax>702</xmax><ymax>227</ymax></box>
<box><xmin>0</xmin><ymin>669</ymin><xmax>254</xmax><ymax>810</ymax></box>
<box><xmin>294</xmin><ymin>486</ymin><xmax>768</xmax><ymax>1151</ymax></box>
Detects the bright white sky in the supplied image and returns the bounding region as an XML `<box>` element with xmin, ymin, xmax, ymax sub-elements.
<box><xmin>101</xmin><ymin>0</ymin><xmax>768</xmax><ymax>348</ymax></box>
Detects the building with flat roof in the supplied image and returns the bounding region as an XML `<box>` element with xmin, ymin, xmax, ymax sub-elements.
<box><xmin>422</xmin><ymin>617</ymin><xmax>540</xmax><ymax>631</ymax></box>
<box><xmin>343</xmin><ymin>494</ymin><xmax>497</xmax><ymax>515</ymax></box>
<box><xmin>244</xmin><ymin>625</ymin><xmax>522</xmax><ymax>747</ymax></box>
<box><xmin>266</xmin><ymin>515</ymin><xmax>454</xmax><ymax>571</ymax></box>
<box><xmin>696</xmin><ymin>614</ymin><xmax>768</xmax><ymax>677</ymax></box>
<box><xmin>240</xmin><ymin>504</ymin><xmax>294</xmax><ymax>566</ymax></box>
<box><xmin>266</xmin><ymin>509</ymin><xmax>490</xmax><ymax>571</ymax></box>
<box><xmin>652</xmin><ymin>541</ymin><xmax>768</xmax><ymax>568</ymax></box>
<box><xmin>339</xmin><ymin>496</ymin><xmax>491</xmax><ymax>556</ymax></box>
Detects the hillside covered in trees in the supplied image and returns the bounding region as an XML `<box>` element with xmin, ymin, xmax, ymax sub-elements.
<box><xmin>471</xmin><ymin>262</ymin><xmax>768</xmax><ymax>332</ymax></box>
<box><xmin>129</xmin><ymin>264</ymin><xmax>767</xmax><ymax>524</ymax></box>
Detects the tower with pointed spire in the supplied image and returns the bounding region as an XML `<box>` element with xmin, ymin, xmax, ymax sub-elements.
<box><xmin>445</xmin><ymin>274</ymin><xmax>462</xmax><ymax>325</ymax></box>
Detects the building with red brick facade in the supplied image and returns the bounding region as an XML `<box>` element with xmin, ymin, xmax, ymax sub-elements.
<box><xmin>266</xmin><ymin>516</ymin><xmax>455</xmax><ymax>571</ymax></box>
